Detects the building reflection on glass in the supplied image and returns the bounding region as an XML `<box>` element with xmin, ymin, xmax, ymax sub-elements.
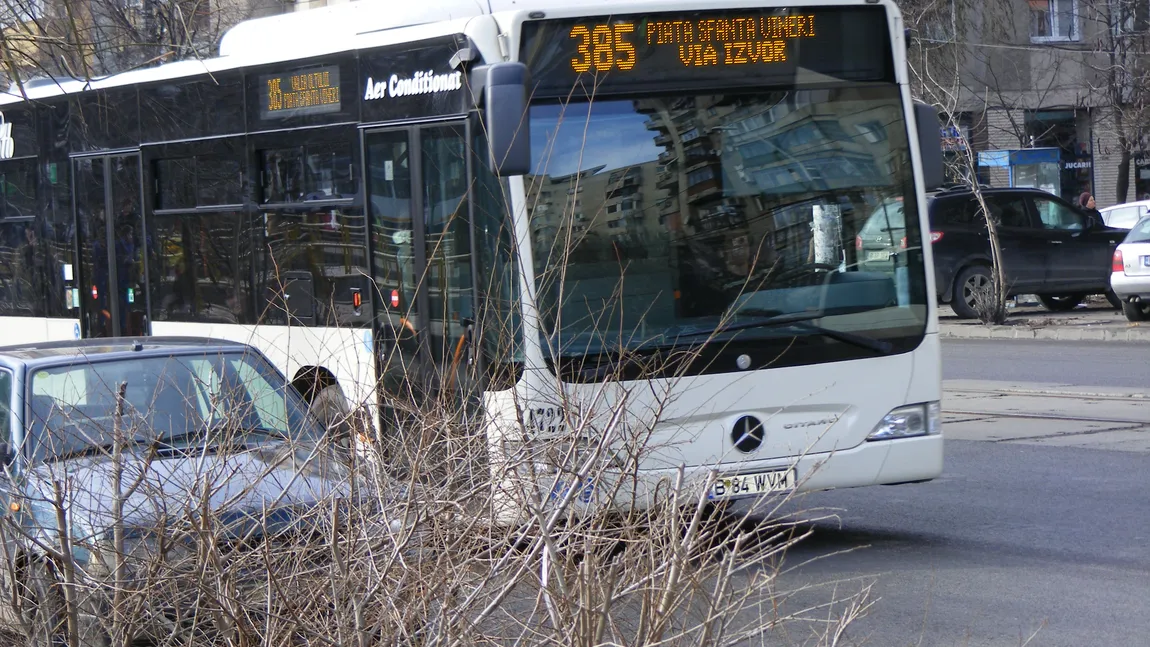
<box><xmin>526</xmin><ymin>88</ymin><xmax>910</xmax><ymax>344</ymax></box>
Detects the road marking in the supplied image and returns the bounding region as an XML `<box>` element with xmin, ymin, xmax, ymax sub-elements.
<box><xmin>944</xmin><ymin>408</ymin><xmax>1150</xmax><ymax>427</ymax></box>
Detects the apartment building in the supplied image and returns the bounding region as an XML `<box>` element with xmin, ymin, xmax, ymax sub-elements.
<box><xmin>915</xmin><ymin>0</ymin><xmax>1150</xmax><ymax>207</ymax></box>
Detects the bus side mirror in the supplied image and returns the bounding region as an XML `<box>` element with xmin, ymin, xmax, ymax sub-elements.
<box><xmin>484</xmin><ymin>62</ymin><xmax>531</xmax><ymax>177</ymax></box>
<box><xmin>914</xmin><ymin>102</ymin><xmax>945</xmax><ymax>192</ymax></box>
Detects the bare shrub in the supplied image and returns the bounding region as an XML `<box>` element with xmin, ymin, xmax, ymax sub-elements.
<box><xmin>0</xmin><ymin>60</ymin><xmax>880</xmax><ymax>647</ymax></box>
<box><xmin>968</xmin><ymin>275</ymin><xmax>1002</xmax><ymax>324</ymax></box>
<box><xmin>0</xmin><ymin>312</ymin><xmax>872</xmax><ymax>647</ymax></box>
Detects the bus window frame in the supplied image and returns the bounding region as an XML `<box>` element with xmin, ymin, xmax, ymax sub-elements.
<box><xmin>248</xmin><ymin>125</ymin><xmax>370</xmax><ymax>329</ymax></box>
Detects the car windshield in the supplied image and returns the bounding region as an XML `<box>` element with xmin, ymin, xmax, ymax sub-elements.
<box><xmin>1125</xmin><ymin>217</ymin><xmax>1150</xmax><ymax>243</ymax></box>
<box><xmin>527</xmin><ymin>86</ymin><xmax>928</xmax><ymax>360</ymax></box>
<box><xmin>28</xmin><ymin>351</ymin><xmax>323</xmax><ymax>463</ymax></box>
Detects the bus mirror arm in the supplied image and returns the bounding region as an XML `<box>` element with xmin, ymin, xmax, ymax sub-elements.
<box><xmin>914</xmin><ymin>102</ymin><xmax>945</xmax><ymax>192</ymax></box>
<box><xmin>476</xmin><ymin>62</ymin><xmax>532</xmax><ymax>177</ymax></box>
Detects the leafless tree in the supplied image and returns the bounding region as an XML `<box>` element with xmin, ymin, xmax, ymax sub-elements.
<box><xmin>903</xmin><ymin>0</ymin><xmax>1023</xmax><ymax>323</ymax></box>
<box><xmin>1078</xmin><ymin>0</ymin><xmax>1150</xmax><ymax>203</ymax></box>
<box><xmin>0</xmin><ymin>0</ymin><xmax>286</xmax><ymax>89</ymax></box>
<box><xmin>0</xmin><ymin>203</ymin><xmax>874</xmax><ymax>647</ymax></box>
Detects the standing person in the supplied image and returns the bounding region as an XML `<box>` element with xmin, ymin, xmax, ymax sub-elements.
<box><xmin>1078</xmin><ymin>192</ymin><xmax>1102</xmax><ymax>221</ymax></box>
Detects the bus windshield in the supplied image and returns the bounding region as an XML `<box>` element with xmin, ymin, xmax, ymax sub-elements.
<box><xmin>527</xmin><ymin>86</ymin><xmax>928</xmax><ymax>368</ymax></box>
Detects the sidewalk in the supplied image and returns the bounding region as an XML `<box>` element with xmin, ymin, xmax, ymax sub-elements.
<box><xmin>937</xmin><ymin>295</ymin><xmax>1150</xmax><ymax>343</ymax></box>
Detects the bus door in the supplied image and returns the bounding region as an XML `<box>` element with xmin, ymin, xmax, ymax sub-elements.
<box><xmin>363</xmin><ymin>123</ymin><xmax>479</xmax><ymax>434</ymax></box>
<box><xmin>73</xmin><ymin>153</ymin><xmax>148</xmax><ymax>338</ymax></box>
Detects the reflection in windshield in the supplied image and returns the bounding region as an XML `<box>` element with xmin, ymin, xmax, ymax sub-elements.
<box><xmin>527</xmin><ymin>87</ymin><xmax>926</xmax><ymax>358</ymax></box>
<box><xmin>28</xmin><ymin>353</ymin><xmax>323</xmax><ymax>463</ymax></box>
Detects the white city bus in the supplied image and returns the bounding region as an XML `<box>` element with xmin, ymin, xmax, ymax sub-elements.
<box><xmin>0</xmin><ymin>0</ymin><xmax>944</xmax><ymax>512</ymax></box>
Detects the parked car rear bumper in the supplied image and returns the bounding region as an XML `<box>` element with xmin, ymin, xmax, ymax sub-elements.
<box><xmin>1110</xmin><ymin>271</ymin><xmax>1150</xmax><ymax>299</ymax></box>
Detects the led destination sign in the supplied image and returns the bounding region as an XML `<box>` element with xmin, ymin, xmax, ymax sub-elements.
<box><xmin>260</xmin><ymin>65</ymin><xmax>341</xmax><ymax>119</ymax></box>
<box><xmin>520</xmin><ymin>7</ymin><xmax>893</xmax><ymax>95</ymax></box>
<box><xmin>567</xmin><ymin>14</ymin><xmax>816</xmax><ymax>74</ymax></box>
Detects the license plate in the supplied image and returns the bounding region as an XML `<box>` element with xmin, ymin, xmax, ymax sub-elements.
<box><xmin>1142</xmin><ymin>256</ymin><xmax>1150</xmax><ymax>268</ymax></box>
<box><xmin>866</xmin><ymin>250</ymin><xmax>890</xmax><ymax>262</ymax></box>
<box><xmin>709</xmin><ymin>468</ymin><xmax>796</xmax><ymax>501</ymax></box>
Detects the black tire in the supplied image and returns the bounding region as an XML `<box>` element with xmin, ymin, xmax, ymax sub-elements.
<box><xmin>1122</xmin><ymin>301</ymin><xmax>1149</xmax><ymax>322</ymax></box>
<box><xmin>1106</xmin><ymin>289</ymin><xmax>1123</xmax><ymax>310</ymax></box>
<box><xmin>1038</xmin><ymin>294</ymin><xmax>1086</xmax><ymax>312</ymax></box>
<box><xmin>951</xmin><ymin>265</ymin><xmax>994</xmax><ymax>319</ymax></box>
<box><xmin>19</xmin><ymin>559</ymin><xmax>67</xmax><ymax>646</ymax></box>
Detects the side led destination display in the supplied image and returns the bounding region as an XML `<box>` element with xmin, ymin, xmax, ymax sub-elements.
<box><xmin>259</xmin><ymin>65</ymin><xmax>341</xmax><ymax>119</ymax></box>
<box><xmin>520</xmin><ymin>7</ymin><xmax>893</xmax><ymax>95</ymax></box>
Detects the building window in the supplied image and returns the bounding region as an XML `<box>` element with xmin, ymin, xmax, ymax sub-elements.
<box><xmin>1112</xmin><ymin>0</ymin><xmax>1150</xmax><ymax>33</ymax></box>
<box><xmin>0</xmin><ymin>0</ymin><xmax>44</xmax><ymax>27</ymax></box>
<box><xmin>921</xmin><ymin>0</ymin><xmax>957</xmax><ymax>41</ymax></box>
<box><xmin>1030</xmin><ymin>0</ymin><xmax>1078</xmax><ymax>41</ymax></box>
<box><xmin>687</xmin><ymin>167</ymin><xmax>715</xmax><ymax>187</ymax></box>
<box><xmin>856</xmin><ymin>121</ymin><xmax>889</xmax><ymax>144</ymax></box>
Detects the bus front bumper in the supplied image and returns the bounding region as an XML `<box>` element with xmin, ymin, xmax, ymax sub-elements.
<box><xmin>640</xmin><ymin>432</ymin><xmax>945</xmax><ymax>504</ymax></box>
<box><xmin>490</xmin><ymin>434</ymin><xmax>944</xmax><ymax>523</ymax></box>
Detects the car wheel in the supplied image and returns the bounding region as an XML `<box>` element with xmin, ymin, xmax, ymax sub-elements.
<box><xmin>1105</xmin><ymin>289</ymin><xmax>1122</xmax><ymax>310</ymax></box>
<box><xmin>19</xmin><ymin>559</ymin><xmax>67</xmax><ymax>646</ymax></box>
<box><xmin>951</xmin><ymin>265</ymin><xmax>994</xmax><ymax>319</ymax></box>
<box><xmin>1122</xmin><ymin>301</ymin><xmax>1149</xmax><ymax>322</ymax></box>
<box><xmin>1037</xmin><ymin>294</ymin><xmax>1085</xmax><ymax>312</ymax></box>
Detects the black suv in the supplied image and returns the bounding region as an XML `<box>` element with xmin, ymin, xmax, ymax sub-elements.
<box><xmin>858</xmin><ymin>187</ymin><xmax>1126</xmax><ymax>319</ymax></box>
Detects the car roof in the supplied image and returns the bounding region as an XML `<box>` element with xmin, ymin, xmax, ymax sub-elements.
<box><xmin>0</xmin><ymin>336</ymin><xmax>250</xmax><ymax>366</ymax></box>
<box><xmin>1101</xmin><ymin>200</ymin><xmax>1150</xmax><ymax>212</ymax></box>
<box><xmin>927</xmin><ymin>186</ymin><xmax>1063</xmax><ymax>201</ymax></box>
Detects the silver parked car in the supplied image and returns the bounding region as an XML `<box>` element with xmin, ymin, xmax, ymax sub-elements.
<box><xmin>1110</xmin><ymin>215</ymin><xmax>1150</xmax><ymax>321</ymax></box>
<box><xmin>0</xmin><ymin>337</ymin><xmax>356</xmax><ymax>644</ymax></box>
<box><xmin>1099</xmin><ymin>200</ymin><xmax>1150</xmax><ymax>230</ymax></box>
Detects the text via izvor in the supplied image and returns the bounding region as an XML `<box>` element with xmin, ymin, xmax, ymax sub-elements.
<box><xmin>0</xmin><ymin>112</ymin><xmax>14</xmax><ymax>160</ymax></box>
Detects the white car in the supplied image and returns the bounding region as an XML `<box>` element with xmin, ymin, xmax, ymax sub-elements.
<box><xmin>1110</xmin><ymin>215</ymin><xmax>1150</xmax><ymax>321</ymax></box>
<box><xmin>1099</xmin><ymin>200</ymin><xmax>1150</xmax><ymax>230</ymax></box>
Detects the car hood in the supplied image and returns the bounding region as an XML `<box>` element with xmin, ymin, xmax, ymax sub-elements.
<box><xmin>26</xmin><ymin>442</ymin><xmax>356</xmax><ymax>541</ymax></box>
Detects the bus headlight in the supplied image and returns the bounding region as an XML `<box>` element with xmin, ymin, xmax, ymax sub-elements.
<box><xmin>866</xmin><ymin>402</ymin><xmax>941</xmax><ymax>441</ymax></box>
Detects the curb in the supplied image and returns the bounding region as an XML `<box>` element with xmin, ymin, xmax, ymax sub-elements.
<box><xmin>939</xmin><ymin>323</ymin><xmax>1150</xmax><ymax>343</ymax></box>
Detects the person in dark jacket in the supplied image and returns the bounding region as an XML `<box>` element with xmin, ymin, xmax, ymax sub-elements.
<box><xmin>1078</xmin><ymin>192</ymin><xmax>1103</xmax><ymax>222</ymax></box>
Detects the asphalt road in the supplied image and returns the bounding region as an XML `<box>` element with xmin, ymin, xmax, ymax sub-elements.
<box><xmin>941</xmin><ymin>338</ymin><xmax>1150</xmax><ymax>388</ymax></box>
<box><xmin>744</xmin><ymin>339</ymin><xmax>1150</xmax><ymax>646</ymax></box>
<box><xmin>765</xmin><ymin>439</ymin><xmax>1150</xmax><ymax>646</ymax></box>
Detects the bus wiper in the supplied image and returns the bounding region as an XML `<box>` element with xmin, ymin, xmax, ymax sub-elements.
<box><xmin>676</xmin><ymin>310</ymin><xmax>895</xmax><ymax>355</ymax></box>
<box><xmin>571</xmin><ymin>351</ymin><xmax>656</xmax><ymax>380</ymax></box>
